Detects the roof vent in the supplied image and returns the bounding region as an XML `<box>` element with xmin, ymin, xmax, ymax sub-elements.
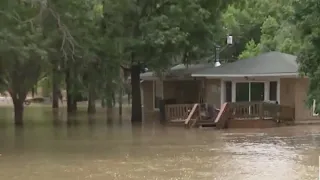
<box><xmin>214</xmin><ymin>35</ymin><xmax>233</xmax><ymax>67</ymax></box>
<box><xmin>227</xmin><ymin>35</ymin><xmax>233</xmax><ymax>45</ymax></box>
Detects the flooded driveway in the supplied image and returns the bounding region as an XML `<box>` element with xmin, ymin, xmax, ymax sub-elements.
<box><xmin>0</xmin><ymin>106</ymin><xmax>319</xmax><ymax>180</ymax></box>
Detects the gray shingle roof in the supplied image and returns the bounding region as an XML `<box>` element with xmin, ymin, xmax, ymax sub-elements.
<box><xmin>140</xmin><ymin>63</ymin><xmax>213</xmax><ymax>80</ymax></box>
<box><xmin>192</xmin><ymin>51</ymin><xmax>298</xmax><ymax>77</ymax></box>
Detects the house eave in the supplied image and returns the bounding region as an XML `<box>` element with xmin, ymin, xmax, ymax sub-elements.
<box><xmin>191</xmin><ymin>72</ymin><xmax>299</xmax><ymax>78</ymax></box>
<box><xmin>140</xmin><ymin>74</ymin><xmax>197</xmax><ymax>81</ymax></box>
<box><xmin>140</xmin><ymin>76</ymin><xmax>158</xmax><ymax>80</ymax></box>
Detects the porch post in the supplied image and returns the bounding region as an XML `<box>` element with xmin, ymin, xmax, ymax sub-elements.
<box><xmin>198</xmin><ymin>78</ymin><xmax>206</xmax><ymax>103</ymax></box>
<box><xmin>220</xmin><ymin>79</ymin><xmax>225</xmax><ymax>105</ymax></box>
<box><xmin>277</xmin><ymin>79</ymin><xmax>281</xmax><ymax>104</ymax></box>
<box><xmin>152</xmin><ymin>80</ymin><xmax>156</xmax><ymax>109</ymax></box>
<box><xmin>264</xmin><ymin>82</ymin><xmax>269</xmax><ymax>101</ymax></box>
<box><xmin>231</xmin><ymin>81</ymin><xmax>236</xmax><ymax>102</ymax></box>
<box><xmin>161</xmin><ymin>80</ymin><xmax>164</xmax><ymax>99</ymax></box>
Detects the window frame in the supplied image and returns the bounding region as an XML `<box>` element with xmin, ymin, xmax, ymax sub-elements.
<box><xmin>221</xmin><ymin>78</ymin><xmax>281</xmax><ymax>104</ymax></box>
<box><xmin>269</xmin><ymin>81</ymin><xmax>278</xmax><ymax>101</ymax></box>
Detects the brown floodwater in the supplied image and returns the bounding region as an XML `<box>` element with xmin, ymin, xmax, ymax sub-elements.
<box><xmin>0</xmin><ymin>106</ymin><xmax>319</xmax><ymax>180</ymax></box>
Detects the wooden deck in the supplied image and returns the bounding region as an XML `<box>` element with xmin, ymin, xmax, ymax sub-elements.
<box><xmin>165</xmin><ymin>104</ymin><xmax>195</xmax><ymax>123</ymax></box>
<box><xmin>164</xmin><ymin>102</ymin><xmax>295</xmax><ymax>129</ymax></box>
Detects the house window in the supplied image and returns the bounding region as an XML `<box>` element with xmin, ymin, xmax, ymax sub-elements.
<box><xmin>153</xmin><ymin>81</ymin><xmax>160</xmax><ymax>109</ymax></box>
<box><xmin>234</xmin><ymin>82</ymin><xmax>265</xmax><ymax>102</ymax></box>
<box><xmin>225</xmin><ymin>81</ymin><xmax>232</xmax><ymax>102</ymax></box>
<box><xmin>235</xmin><ymin>82</ymin><xmax>250</xmax><ymax>102</ymax></box>
<box><xmin>312</xmin><ymin>99</ymin><xmax>318</xmax><ymax>116</ymax></box>
<box><xmin>225</xmin><ymin>80</ymin><xmax>280</xmax><ymax>104</ymax></box>
<box><xmin>250</xmin><ymin>82</ymin><xmax>265</xmax><ymax>101</ymax></box>
<box><xmin>269</xmin><ymin>81</ymin><xmax>277</xmax><ymax>101</ymax></box>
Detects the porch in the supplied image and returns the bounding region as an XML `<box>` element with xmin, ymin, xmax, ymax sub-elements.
<box><xmin>163</xmin><ymin>77</ymin><xmax>296</xmax><ymax>128</ymax></box>
<box><xmin>146</xmin><ymin>76</ymin><xmax>297</xmax><ymax>128</ymax></box>
<box><xmin>141</xmin><ymin>79</ymin><xmax>204</xmax><ymax>122</ymax></box>
<box><xmin>164</xmin><ymin>101</ymin><xmax>295</xmax><ymax>128</ymax></box>
<box><xmin>162</xmin><ymin>79</ymin><xmax>204</xmax><ymax>104</ymax></box>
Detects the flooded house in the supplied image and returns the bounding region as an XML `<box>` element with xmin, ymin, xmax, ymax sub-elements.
<box><xmin>140</xmin><ymin>52</ymin><xmax>320</xmax><ymax>128</ymax></box>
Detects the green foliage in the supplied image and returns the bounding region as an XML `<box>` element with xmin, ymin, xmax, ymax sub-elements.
<box><xmin>103</xmin><ymin>0</ymin><xmax>231</xmax><ymax>71</ymax></box>
<box><xmin>0</xmin><ymin>1</ymin><xmax>50</xmax><ymax>100</ymax></box>
<box><xmin>238</xmin><ymin>40</ymin><xmax>260</xmax><ymax>59</ymax></box>
<box><xmin>223</xmin><ymin>0</ymin><xmax>301</xmax><ymax>59</ymax></box>
<box><xmin>292</xmin><ymin>0</ymin><xmax>320</xmax><ymax>112</ymax></box>
<box><xmin>259</xmin><ymin>16</ymin><xmax>279</xmax><ymax>51</ymax></box>
<box><xmin>0</xmin><ymin>0</ymin><xmax>114</xmax><ymax>107</ymax></box>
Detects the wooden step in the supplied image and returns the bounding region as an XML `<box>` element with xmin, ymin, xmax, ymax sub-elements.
<box><xmin>167</xmin><ymin>121</ymin><xmax>185</xmax><ymax>126</ymax></box>
<box><xmin>198</xmin><ymin>121</ymin><xmax>215</xmax><ymax>124</ymax></box>
<box><xmin>196</xmin><ymin>119</ymin><xmax>216</xmax><ymax>128</ymax></box>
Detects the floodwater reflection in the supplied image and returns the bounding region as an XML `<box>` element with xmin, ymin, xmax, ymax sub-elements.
<box><xmin>0</xmin><ymin>106</ymin><xmax>319</xmax><ymax>180</ymax></box>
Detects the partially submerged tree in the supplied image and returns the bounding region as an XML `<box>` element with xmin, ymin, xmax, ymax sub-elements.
<box><xmin>0</xmin><ymin>1</ymin><xmax>49</xmax><ymax>125</ymax></box>
<box><xmin>0</xmin><ymin>0</ymin><xmax>95</xmax><ymax>124</ymax></box>
<box><xmin>41</xmin><ymin>0</ymin><xmax>114</xmax><ymax>114</ymax></box>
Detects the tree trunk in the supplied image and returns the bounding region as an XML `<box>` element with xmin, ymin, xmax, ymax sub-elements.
<box><xmin>118</xmin><ymin>89</ymin><xmax>123</xmax><ymax>116</ymax></box>
<box><xmin>52</xmin><ymin>73</ymin><xmax>59</xmax><ymax>109</ymax></box>
<box><xmin>71</xmin><ymin>97</ymin><xmax>77</xmax><ymax>112</ymax></box>
<box><xmin>31</xmin><ymin>87</ymin><xmax>35</xmax><ymax>98</ymax></box>
<box><xmin>66</xmin><ymin>69</ymin><xmax>72</xmax><ymax>113</ymax></box>
<box><xmin>74</xmin><ymin>101</ymin><xmax>77</xmax><ymax>111</ymax></box>
<box><xmin>106</xmin><ymin>97</ymin><xmax>113</xmax><ymax>121</ymax></box>
<box><xmin>52</xmin><ymin>91</ymin><xmax>59</xmax><ymax>108</ymax></box>
<box><xmin>112</xmin><ymin>92</ymin><xmax>116</xmax><ymax>107</ymax></box>
<box><xmin>66</xmin><ymin>93</ymin><xmax>73</xmax><ymax>113</ymax></box>
<box><xmin>101</xmin><ymin>99</ymin><xmax>105</xmax><ymax>108</ymax></box>
<box><xmin>52</xmin><ymin>109</ymin><xmax>62</xmax><ymax>127</ymax></box>
<box><xmin>65</xmin><ymin>69</ymin><xmax>77</xmax><ymax>113</ymax></box>
<box><xmin>87</xmin><ymin>87</ymin><xmax>96</xmax><ymax>114</ymax></box>
<box><xmin>13</xmin><ymin>99</ymin><xmax>24</xmax><ymax>127</ymax></box>
<box><xmin>52</xmin><ymin>63</ymin><xmax>61</xmax><ymax>108</ymax></box>
<box><xmin>14</xmin><ymin>126</ymin><xmax>24</xmax><ymax>151</ymax></box>
<box><xmin>131</xmin><ymin>64</ymin><xmax>142</xmax><ymax>123</ymax></box>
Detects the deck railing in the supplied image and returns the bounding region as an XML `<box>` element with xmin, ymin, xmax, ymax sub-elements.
<box><xmin>165</xmin><ymin>104</ymin><xmax>195</xmax><ymax>121</ymax></box>
<box><xmin>164</xmin><ymin>102</ymin><xmax>295</xmax><ymax>124</ymax></box>
<box><xmin>229</xmin><ymin>102</ymin><xmax>262</xmax><ymax>119</ymax></box>
<box><xmin>228</xmin><ymin>102</ymin><xmax>295</xmax><ymax>121</ymax></box>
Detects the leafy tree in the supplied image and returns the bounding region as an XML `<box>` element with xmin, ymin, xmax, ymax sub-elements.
<box><xmin>238</xmin><ymin>40</ymin><xmax>260</xmax><ymax>59</ymax></box>
<box><xmin>0</xmin><ymin>0</ymin><xmax>110</xmax><ymax>124</ymax></box>
<box><xmin>40</xmin><ymin>0</ymin><xmax>119</xmax><ymax>114</ymax></box>
<box><xmin>0</xmin><ymin>1</ymin><xmax>51</xmax><ymax>125</ymax></box>
<box><xmin>47</xmin><ymin>0</ymin><xmax>94</xmax><ymax>113</ymax></box>
<box><xmin>103</xmin><ymin>0</ymin><xmax>232</xmax><ymax>123</ymax></box>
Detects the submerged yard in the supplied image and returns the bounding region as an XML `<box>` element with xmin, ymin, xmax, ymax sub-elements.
<box><xmin>0</xmin><ymin>106</ymin><xmax>319</xmax><ymax>180</ymax></box>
